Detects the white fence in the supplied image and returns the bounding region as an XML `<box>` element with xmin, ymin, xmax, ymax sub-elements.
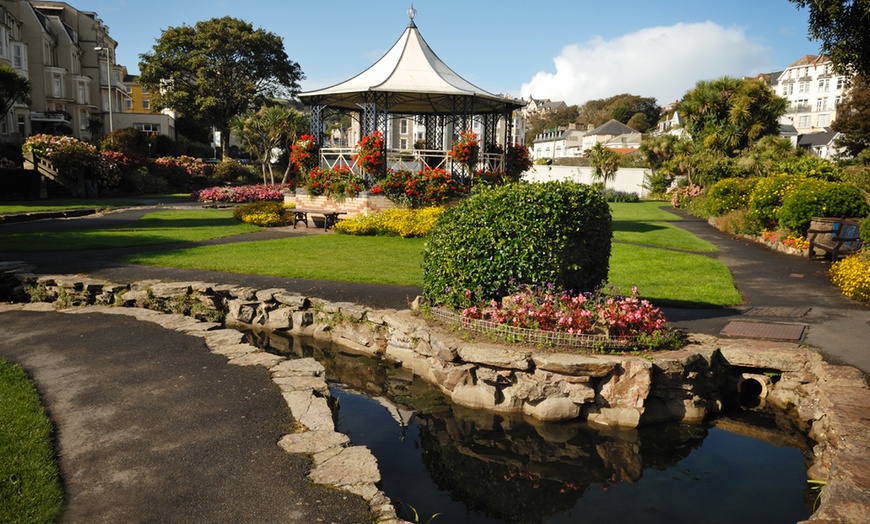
<box><xmin>522</xmin><ymin>165</ymin><xmax>650</xmax><ymax>198</ymax></box>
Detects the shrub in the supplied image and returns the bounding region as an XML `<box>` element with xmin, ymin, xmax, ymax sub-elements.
<box><xmin>505</xmin><ymin>143</ymin><xmax>533</xmax><ymax>181</ymax></box>
<box><xmin>600</xmin><ymin>189</ymin><xmax>640</xmax><ymax>202</ymax></box>
<box><xmin>422</xmin><ymin>181</ymin><xmax>612</xmax><ymax>308</ymax></box>
<box><xmin>704</xmin><ymin>177</ymin><xmax>757</xmax><ymax>216</ymax></box>
<box><xmin>22</xmin><ymin>134</ymin><xmax>100</xmax><ymax>176</ymax></box>
<box><xmin>831</xmin><ymin>250</ymin><xmax>870</xmax><ymax>303</ymax></box>
<box><xmin>305</xmin><ymin>166</ymin><xmax>363</xmax><ymax>201</ymax></box>
<box><xmin>777</xmin><ymin>181</ymin><xmax>870</xmax><ymax>233</ymax></box>
<box><xmin>668</xmin><ymin>183</ymin><xmax>703</xmax><ymax>208</ymax></box>
<box><xmin>212</xmin><ymin>159</ymin><xmax>257</xmax><ymax>185</ymax></box>
<box><xmin>333</xmin><ymin>207</ymin><xmax>444</xmax><ymax>237</ymax></box>
<box><xmin>771</xmin><ymin>156</ymin><xmax>842</xmax><ymax>181</ymax></box>
<box><xmin>150</xmin><ymin>156</ymin><xmax>207</xmax><ymax>189</ymax></box>
<box><xmin>714</xmin><ymin>209</ymin><xmax>764</xmax><ymax>236</ymax></box>
<box><xmin>233</xmin><ymin>201</ymin><xmax>289</xmax><ymax>227</ymax></box>
<box><xmin>747</xmin><ymin>174</ymin><xmax>805</xmax><ymax>227</ymax></box>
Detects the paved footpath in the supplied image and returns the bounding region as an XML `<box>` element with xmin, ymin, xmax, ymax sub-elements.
<box><xmin>663</xmin><ymin>209</ymin><xmax>870</xmax><ymax>376</ymax></box>
<box><xmin>0</xmin><ymin>307</ymin><xmax>372</xmax><ymax>524</ymax></box>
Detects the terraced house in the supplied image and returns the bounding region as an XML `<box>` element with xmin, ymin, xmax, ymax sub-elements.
<box><xmin>0</xmin><ymin>0</ymin><xmax>174</xmax><ymax>146</ymax></box>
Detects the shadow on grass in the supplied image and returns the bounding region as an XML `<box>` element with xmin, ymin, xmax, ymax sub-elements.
<box><xmin>611</xmin><ymin>220</ymin><xmax>668</xmax><ymax>234</ymax></box>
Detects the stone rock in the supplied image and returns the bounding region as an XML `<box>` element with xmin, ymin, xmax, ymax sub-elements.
<box><xmin>282</xmin><ymin>391</ymin><xmax>334</xmax><ymax>432</ymax></box>
<box><xmin>271</xmin><ymin>358</ymin><xmax>325</xmax><ymax>378</ymax></box>
<box><xmin>717</xmin><ymin>339</ymin><xmax>819</xmax><ymax>372</ymax></box>
<box><xmin>522</xmin><ymin>397</ymin><xmax>580</xmax><ymax>421</ymax></box>
<box><xmin>451</xmin><ymin>382</ymin><xmax>501</xmax><ymax>410</ymax></box>
<box><xmin>597</xmin><ymin>359</ymin><xmax>652</xmax><ymax>409</ymax></box>
<box><xmin>274</xmin><ymin>292</ymin><xmax>310</xmax><ymax>309</ymax></box>
<box><xmin>532</xmin><ymin>352</ymin><xmax>618</xmax><ymax>377</ymax></box>
<box><xmin>255</xmin><ymin>287</ymin><xmax>286</xmax><ymax>302</ymax></box>
<box><xmin>272</xmin><ymin>376</ymin><xmax>329</xmax><ymax>395</ymax></box>
<box><xmin>263</xmin><ymin>307</ymin><xmax>293</xmax><ymax>330</ymax></box>
<box><xmin>309</xmin><ymin>446</ymin><xmax>381</xmax><ymax>487</ymax></box>
<box><xmin>228</xmin><ymin>352</ymin><xmax>284</xmax><ymax>368</ymax></box>
<box><xmin>458</xmin><ymin>344</ymin><xmax>531</xmax><ymax>371</ymax></box>
<box><xmin>278</xmin><ymin>430</ymin><xmax>349</xmax><ymax>456</ymax></box>
<box><xmin>148</xmin><ymin>282</ymin><xmax>193</xmax><ymax>297</ymax></box>
<box><xmin>209</xmin><ymin>343</ymin><xmax>259</xmax><ymax>359</ymax></box>
<box><xmin>587</xmin><ymin>407</ymin><xmax>642</xmax><ymax>428</ymax></box>
<box><xmin>204</xmin><ymin>329</ymin><xmax>246</xmax><ymax>347</ymax></box>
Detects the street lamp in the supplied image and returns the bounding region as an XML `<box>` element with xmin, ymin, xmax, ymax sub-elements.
<box><xmin>94</xmin><ymin>46</ymin><xmax>113</xmax><ymax>134</ymax></box>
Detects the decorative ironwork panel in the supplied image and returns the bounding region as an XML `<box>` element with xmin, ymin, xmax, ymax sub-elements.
<box><xmin>309</xmin><ymin>102</ymin><xmax>324</xmax><ymax>144</ymax></box>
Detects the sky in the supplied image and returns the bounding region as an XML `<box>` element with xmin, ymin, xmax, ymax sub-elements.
<box><xmin>72</xmin><ymin>0</ymin><xmax>821</xmax><ymax>107</ymax></box>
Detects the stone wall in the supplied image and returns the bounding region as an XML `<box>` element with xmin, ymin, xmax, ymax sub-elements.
<box><xmin>2</xmin><ymin>265</ymin><xmax>868</xmax><ymax>523</ymax></box>
<box><xmin>289</xmin><ymin>188</ymin><xmax>397</xmax><ymax>218</ymax></box>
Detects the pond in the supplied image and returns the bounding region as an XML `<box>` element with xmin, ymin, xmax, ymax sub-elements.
<box><xmin>250</xmin><ymin>331</ymin><xmax>814</xmax><ymax>524</ymax></box>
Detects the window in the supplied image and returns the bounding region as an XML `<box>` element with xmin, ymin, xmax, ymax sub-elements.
<box><xmin>817</xmin><ymin>114</ymin><xmax>831</xmax><ymax>127</ymax></box>
<box><xmin>125</xmin><ymin>98</ymin><xmax>132</xmax><ymax>110</ymax></box>
<box><xmin>782</xmin><ymin>83</ymin><xmax>794</xmax><ymax>96</ymax></box>
<box><xmin>134</xmin><ymin>123</ymin><xmax>160</xmax><ymax>134</ymax></box>
<box><xmin>79</xmin><ymin>109</ymin><xmax>88</xmax><ymax>131</ymax></box>
<box><xmin>52</xmin><ymin>74</ymin><xmax>62</xmax><ymax>98</ymax></box>
<box><xmin>0</xmin><ymin>26</ymin><xmax>7</xmax><ymax>58</ymax></box>
<box><xmin>836</xmin><ymin>77</ymin><xmax>846</xmax><ymax>90</ymax></box>
<box><xmin>77</xmin><ymin>82</ymin><xmax>87</xmax><ymax>104</ymax></box>
<box><xmin>400</xmin><ymin>138</ymin><xmax>408</xmax><ymax>149</ymax></box>
<box><xmin>11</xmin><ymin>43</ymin><xmax>25</xmax><ymax>70</ymax></box>
<box><xmin>142</xmin><ymin>99</ymin><xmax>150</xmax><ymax>110</ymax></box>
<box><xmin>798</xmin><ymin>81</ymin><xmax>810</xmax><ymax>93</ymax></box>
<box><xmin>835</xmin><ymin>96</ymin><xmax>842</xmax><ymax>106</ymax></box>
<box><xmin>400</xmin><ymin>119</ymin><xmax>408</xmax><ymax>134</ymax></box>
<box><xmin>818</xmin><ymin>78</ymin><xmax>830</xmax><ymax>92</ymax></box>
<box><xmin>798</xmin><ymin>115</ymin><xmax>811</xmax><ymax>128</ymax></box>
<box><xmin>141</xmin><ymin>86</ymin><xmax>149</xmax><ymax>94</ymax></box>
<box><xmin>816</xmin><ymin>98</ymin><xmax>828</xmax><ymax>111</ymax></box>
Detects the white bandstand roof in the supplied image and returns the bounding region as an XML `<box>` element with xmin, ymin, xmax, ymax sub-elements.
<box><xmin>299</xmin><ymin>20</ymin><xmax>522</xmax><ymax>115</ymax></box>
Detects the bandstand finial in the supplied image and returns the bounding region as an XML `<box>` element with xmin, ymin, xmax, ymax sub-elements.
<box><xmin>408</xmin><ymin>3</ymin><xmax>417</xmax><ymax>22</ymax></box>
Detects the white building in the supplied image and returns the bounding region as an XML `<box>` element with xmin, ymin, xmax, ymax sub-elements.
<box><xmin>774</xmin><ymin>55</ymin><xmax>849</xmax><ymax>134</ymax></box>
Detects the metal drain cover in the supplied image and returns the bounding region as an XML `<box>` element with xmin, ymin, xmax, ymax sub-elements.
<box><xmin>720</xmin><ymin>321</ymin><xmax>807</xmax><ymax>341</ymax></box>
<box><xmin>744</xmin><ymin>307</ymin><xmax>811</xmax><ymax>318</ymax></box>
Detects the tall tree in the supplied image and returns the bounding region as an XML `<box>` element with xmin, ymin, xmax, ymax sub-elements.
<box><xmin>588</xmin><ymin>142</ymin><xmax>621</xmax><ymax>190</ymax></box>
<box><xmin>0</xmin><ymin>64</ymin><xmax>30</xmax><ymax>119</ymax></box>
<box><xmin>639</xmin><ymin>134</ymin><xmax>678</xmax><ymax>177</ymax></box>
<box><xmin>577</xmin><ymin>94</ymin><xmax>661</xmax><ymax>133</ymax></box>
<box><xmin>678</xmin><ymin>76</ymin><xmax>787</xmax><ymax>157</ymax></box>
<box><xmin>788</xmin><ymin>0</ymin><xmax>870</xmax><ymax>75</ymax></box>
<box><xmin>832</xmin><ymin>74</ymin><xmax>870</xmax><ymax>156</ymax></box>
<box><xmin>139</xmin><ymin>17</ymin><xmax>303</xmax><ymax>158</ymax></box>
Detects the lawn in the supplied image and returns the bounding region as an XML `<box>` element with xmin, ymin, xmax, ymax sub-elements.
<box><xmin>0</xmin><ymin>359</ymin><xmax>64</xmax><ymax>524</ymax></box>
<box><xmin>125</xmin><ymin>234</ymin><xmax>426</xmax><ymax>287</ymax></box>
<box><xmin>0</xmin><ymin>195</ymin><xmax>190</xmax><ymax>215</ymax></box>
<box><xmin>0</xmin><ymin>210</ymin><xmax>261</xmax><ymax>251</ymax></box>
<box><xmin>2</xmin><ymin>201</ymin><xmax>741</xmax><ymax>306</ymax></box>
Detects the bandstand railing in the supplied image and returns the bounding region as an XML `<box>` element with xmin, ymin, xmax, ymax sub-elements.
<box><xmin>319</xmin><ymin>148</ymin><xmax>504</xmax><ymax>176</ymax></box>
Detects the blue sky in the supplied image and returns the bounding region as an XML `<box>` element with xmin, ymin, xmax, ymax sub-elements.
<box><xmin>75</xmin><ymin>0</ymin><xmax>820</xmax><ymax>106</ymax></box>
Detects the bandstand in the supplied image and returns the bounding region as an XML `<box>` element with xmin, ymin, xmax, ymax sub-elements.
<box><xmin>298</xmin><ymin>7</ymin><xmax>525</xmax><ymax>183</ymax></box>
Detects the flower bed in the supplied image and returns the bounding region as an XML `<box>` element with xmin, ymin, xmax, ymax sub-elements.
<box><xmin>454</xmin><ymin>284</ymin><xmax>683</xmax><ymax>350</ymax></box>
<box><xmin>831</xmin><ymin>250</ymin><xmax>870</xmax><ymax>303</ymax></box>
<box><xmin>192</xmin><ymin>184</ymin><xmax>291</xmax><ymax>203</ymax></box>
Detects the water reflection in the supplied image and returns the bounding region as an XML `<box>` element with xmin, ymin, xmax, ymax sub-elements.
<box><xmin>251</xmin><ymin>331</ymin><xmax>812</xmax><ymax>524</ymax></box>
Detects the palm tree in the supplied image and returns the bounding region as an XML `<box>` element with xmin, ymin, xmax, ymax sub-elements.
<box><xmin>588</xmin><ymin>142</ymin><xmax>620</xmax><ymax>190</ymax></box>
<box><xmin>233</xmin><ymin>105</ymin><xmax>308</xmax><ymax>184</ymax></box>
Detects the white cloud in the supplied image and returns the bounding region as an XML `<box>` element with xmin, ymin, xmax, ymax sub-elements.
<box><xmin>520</xmin><ymin>22</ymin><xmax>770</xmax><ymax>106</ymax></box>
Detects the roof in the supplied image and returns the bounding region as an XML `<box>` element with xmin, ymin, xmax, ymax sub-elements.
<box><xmin>299</xmin><ymin>20</ymin><xmax>522</xmax><ymax>115</ymax></box>
<box><xmin>787</xmin><ymin>54</ymin><xmax>829</xmax><ymax>69</ymax></box>
<box><xmin>798</xmin><ymin>131</ymin><xmax>838</xmax><ymax>147</ymax></box>
<box><xmin>586</xmin><ymin>119</ymin><xmax>638</xmax><ymax>137</ymax></box>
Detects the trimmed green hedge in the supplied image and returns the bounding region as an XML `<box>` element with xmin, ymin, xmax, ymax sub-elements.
<box><xmin>422</xmin><ymin>182</ymin><xmax>612</xmax><ymax>308</ymax></box>
<box><xmin>777</xmin><ymin>181</ymin><xmax>870</xmax><ymax>233</ymax></box>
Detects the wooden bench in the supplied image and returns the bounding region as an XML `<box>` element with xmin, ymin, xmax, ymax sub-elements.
<box><xmin>291</xmin><ymin>208</ymin><xmax>345</xmax><ymax>231</ymax></box>
<box><xmin>807</xmin><ymin>217</ymin><xmax>864</xmax><ymax>261</ymax></box>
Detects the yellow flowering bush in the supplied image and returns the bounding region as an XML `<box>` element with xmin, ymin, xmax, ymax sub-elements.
<box><xmin>233</xmin><ymin>201</ymin><xmax>291</xmax><ymax>227</ymax></box>
<box><xmin>831</xmin><ymin>250</ymin><xmax>870</xmax><ymax>303</ymax></box>
<box><xmin>333</xmin><ymin>207</ymin><xmax>444</xmax><ymax>237</ymax></box>
<box><xmin>748</xmin><ymin>174</ymin><xmax>805</xmax><ymax>226</ymax></box>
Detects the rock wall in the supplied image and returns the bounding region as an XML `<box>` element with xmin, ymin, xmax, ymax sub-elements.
<box><xmin>3</xmin><ymin>265</ymin><xmax>869</xmax><ymax>523</ymax></box>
